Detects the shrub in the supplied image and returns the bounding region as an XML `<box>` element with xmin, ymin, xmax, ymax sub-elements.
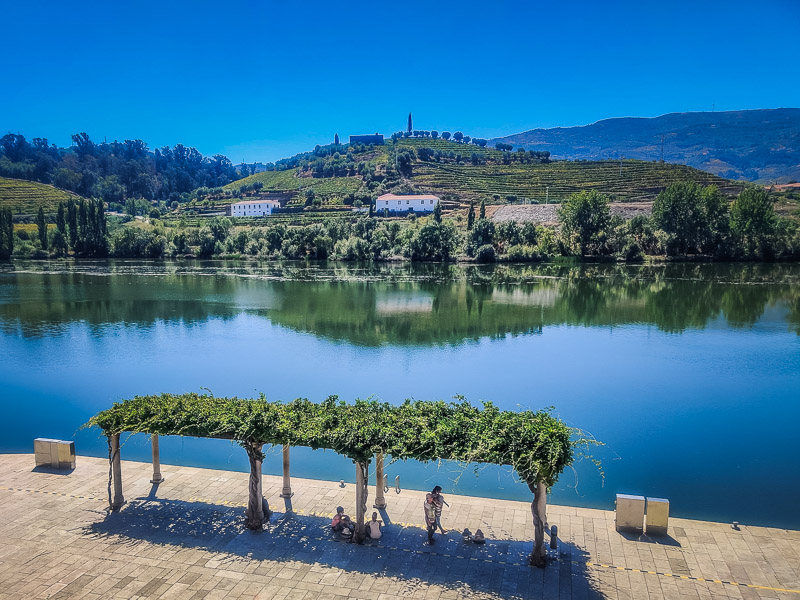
<box><xmin>475</xmin><ymin>244</ymin><xmax>496</xmax><ymax>263</ymax></box>
<box><xmin>505</xmin><ymin>244</ymin><xmax>539</xmax><ymax>262</ymax></box>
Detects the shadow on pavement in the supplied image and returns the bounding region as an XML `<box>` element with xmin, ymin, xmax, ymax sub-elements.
<box><xmin>86</xmin><ymin>495</ymin><xmax>605</xmax><ymax>599</ymax></box>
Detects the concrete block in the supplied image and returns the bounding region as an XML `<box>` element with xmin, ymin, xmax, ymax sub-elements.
<box><xmin>615</xmin><ymin>494</ymin><xmax>645</xmax><ymax>531</ymax></box>
<box><xmin>33</xmin><ymin>438</ymin><xmax>75</xmax><ymax>469</ymax></box>
<box><xmin>646</xmin><ymin>497</ymin><xmax>669</xmax><ymax>535</ymax></box>
<box><xmin>34</xmin><ymin>438</ymin><xmax>58</xmax><ymax>466</ymax></box>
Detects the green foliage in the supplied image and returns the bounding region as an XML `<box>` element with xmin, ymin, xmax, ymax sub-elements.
<box><xmin>730</xmin><ymin>188</ymin><xmax>776</xmax><ymax>258</ymax></box>
<box><xmin>87</xmin><ymin>393</ymin><xmax>582</xmax><ymax>486</ymax></box>
<box><xmin>407</xmin><ymin>220</ymin><xmax>458</xmax><ymax>261</ymax></box>
<box><xmin>475</xmin><ymin>244</ymin><xmax>496</xmax><ymax>263</ymax></box>
<box><xmin>111</xmin><ymin>227</ymin><xmax>166</xmax><ymax>258</ymax></box>
<box><xmin>36</xmin><ymin>207</ymin><xmax>48</xmax><ymax>249</ymax></box>
<box><xmin>652</xmin><ymin>182</ymin><xmax>706</xmax><ymax>255</ymax></box>
<box><xmin>0</xmin><ymin>208</ymin><xmax>13</xmax><ymax>258</ymax></box>
<box><xmin>467</xmin><ymin>218</ymin><xmax>495</xmax><ymax>257</ymax></box>
<box><xmin>467</xmin><ymin>200</ymin><xmax>475</xmax><ymax>230</ymax></box>
<box><xmin>557</xmin><ymin>190</ymin><xmax>611</xmax><ymax>256</ymax></box>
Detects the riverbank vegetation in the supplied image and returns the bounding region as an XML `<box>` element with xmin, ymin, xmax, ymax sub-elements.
<box><xmin>5</xmin><ymin>181</ymin><xmax>797</xmax><ymax>262</ymax></box>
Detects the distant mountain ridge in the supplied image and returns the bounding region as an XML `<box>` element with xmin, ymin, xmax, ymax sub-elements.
<box><xmin>490</xmin><ymin>108</ymin><xmax>800</xmax><ymax>183</ymax></box>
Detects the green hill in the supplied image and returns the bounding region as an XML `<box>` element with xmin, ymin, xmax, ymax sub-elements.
<box><xmin>0</xmin><ymin>177</ymin><xmax>82</xmax><ymax>214</ymax></box>
<box><xmin>222</xmin><ymin>137</ymin><xmax>744</xmax><ymax>209</ymax></box>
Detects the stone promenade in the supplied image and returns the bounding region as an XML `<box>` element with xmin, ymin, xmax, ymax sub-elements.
<box><xmin>0</xmin><ymin>454</ymin><xmax>797</xmax><ymax>600</ymax></box>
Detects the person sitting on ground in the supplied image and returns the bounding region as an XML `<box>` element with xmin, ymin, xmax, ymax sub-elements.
<box><xmin>431</xmin><ymin>485</ymin><xmax>449</xmax><ymax>534</ymax></box>
<box><xmin>424</xmin><ymin>493</ymin><xmax>437</xmax><ymax>544</ymax></box>
<box><xmin>331</xmin><ymin>506</ymin><xmax>354</xmax><ymax>535</ymax></box>
<box><xmin>366</xmin><ymin>511</ymin><xmax>382</xmax><ymax>539</ymax></box>
<box><xmin>473</xmin><ymin>528</ymin><xmax>486</xmax><ymax>544</ymax></box>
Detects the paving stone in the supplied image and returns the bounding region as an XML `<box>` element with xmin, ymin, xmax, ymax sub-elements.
<box><xmin>0</xmin><ymin>453</ymin><xmax>797</xmax><ymax>599</ymax></box>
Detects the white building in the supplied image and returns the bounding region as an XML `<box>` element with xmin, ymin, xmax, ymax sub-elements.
<box><xmin>375</xmin><ymin>193</ymin><xmax>438</xmax><ymax>213</ymax></box>
<box><xmin>230</xmin><ymin>200</ymin><xmax>279</xmax><ymax>217</ymax></box>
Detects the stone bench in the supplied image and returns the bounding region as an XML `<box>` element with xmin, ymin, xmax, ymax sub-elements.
<box><xmin>34</xmin><ymin>438</ymin><xmax>76</xmax><ymax>470</ymax></box>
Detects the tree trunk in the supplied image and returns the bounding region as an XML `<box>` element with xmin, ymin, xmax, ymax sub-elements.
<box><xmin>528</xmin><ymin>481</ymin><xmax>547</xmax><ymax>567</ymax></box>
<box><xmin>245</xmin><ymin>441</ymin><xmax>265</xmax><ymax>529</ymax></box>
<box><xmin>110</xmin><ymin>433</ymin><xmax>125</xmax><ymax>510</ymax></box>
<box><xmin>354</xmin><ymin>461</ymin><xmax>369</xmax><ymax>542</ymax></box>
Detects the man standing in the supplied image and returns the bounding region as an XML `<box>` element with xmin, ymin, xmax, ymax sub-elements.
<box><xmin>431</xmin><ymin>485</ymin><xmax>448</xmax><ymax>534</ymax></box>
<box><xmin>424</xmin><ymin>493</ymin><xmax>437</xmax><ymax>544</ymax></box>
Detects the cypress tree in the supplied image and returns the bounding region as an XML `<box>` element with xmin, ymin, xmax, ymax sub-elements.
<box><xmin>36</xmin><ymin>206</ymin><xmax>48</xmax><ymax>250</ymax></box>
<box><xmin>334</xmin><ymin>133</ymin><xmax>340</xmax><ymax>145</ymax></box>
<box><xmin>0</xmin><ymin>209</ymin><xmax>13</xmax><ymax>259</ymax></box>
<box><xmin>67</xmin><ymin>200</ymin><xmax>78</xmax><ymax>249</ymax></box>
<box><xmin>467</xmin><ymin>200</ymin><xmax>475</xmax><ymax>230</ymax></box>
<box><xmin>479</xmin><ymin>199</ymin><xmax>486</xmax><ymax>219</ymax></box>
<box><xmin>433</xmin><ymin>201</ymin><xmax>442</xmax><ymax>223</ymax></box>
<box><xmin>77</xmin><ymin>199</ymin><xmax>88</xmax><ymax>253</ymax></box>
<box><xmin>407</xmin><ymin>112</ymin><xmax>413</xmax><ymax>133</ymax></box>
<box><xmin>96</xmin><ymin>199</ymin><xmax>108</xmax><ymax>255</ymax></box>
<box><xmin>56</xmin><ymin>202</ymin><xmax>66</xmax><ymax>235</ymax></box>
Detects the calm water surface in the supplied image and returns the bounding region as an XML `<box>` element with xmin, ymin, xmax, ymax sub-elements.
<box><xmin>1</xmin><ymin>260</ymin><xmax>798</xmax><ymax>528</ymax></box>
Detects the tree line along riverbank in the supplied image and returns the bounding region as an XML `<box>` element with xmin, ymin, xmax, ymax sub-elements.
<box><xmin>1</xmin><ymin>182</ymin><xmax>798</xmax><ymax>262</ymax></box>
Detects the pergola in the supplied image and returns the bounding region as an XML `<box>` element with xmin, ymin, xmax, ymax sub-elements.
<box><xmin>89</xmin><ymin>394</ymin><xmax>581</xmax><ymax>567</ymax></box>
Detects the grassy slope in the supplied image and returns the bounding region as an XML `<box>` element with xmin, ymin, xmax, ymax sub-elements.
<box><xmin>0</xmin><ymin>177</ymin><xmax>82</xmax><ymax>214</ymax></box>
<box><xmin>222</xmin><ymin>138</ymin><xmax>745</xmax><ymax>207</ymax></box>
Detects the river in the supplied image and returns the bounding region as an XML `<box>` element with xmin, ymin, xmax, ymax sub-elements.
<box><xmin>1</xmin><ymin>260</ymin><xmax>798</xmax><ymax>528</ymax></box>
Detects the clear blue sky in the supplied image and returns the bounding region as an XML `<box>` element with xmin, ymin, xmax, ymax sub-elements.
<box><xmin>2</xmin><ymin>0</ymin><xmax>798</xmax><ymax>163</ymax></box>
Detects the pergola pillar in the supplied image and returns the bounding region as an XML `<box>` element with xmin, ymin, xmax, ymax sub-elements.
<box><xmin>280</xmin><ymin>445</ymin><xmax>293</xmax><ymax>498</ymax></box>
<box><xmin>373</xmin><ymin>452</ymin><xmax>386</xmax><ymax>509</ymax></box>
<box><xmin>150</xmin><ymin>434</ymin><xmax>164</xmax><ymax>484</ymax></box>
<box><xmin>110</xmin><ymin>433</ymin><xmax>125</xmax><ymax>510</ymax></box>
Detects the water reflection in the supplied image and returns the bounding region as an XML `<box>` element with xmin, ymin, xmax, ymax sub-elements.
<box><xmin>0</xmin><ymin>260</ymin><xmax>798</xmax><ymax>343</ymax></box>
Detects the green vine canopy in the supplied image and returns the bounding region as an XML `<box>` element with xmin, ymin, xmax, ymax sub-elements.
<box><xmin>88</xmin><ymin>393</ymin><xmax>593</xmax><ymax>486</ymax></box>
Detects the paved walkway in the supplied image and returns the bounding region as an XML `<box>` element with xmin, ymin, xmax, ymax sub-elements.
<box><xmin>0</xmin><ymin>454</ymin><xmax>797</xmax><ymax>600</ymax></box>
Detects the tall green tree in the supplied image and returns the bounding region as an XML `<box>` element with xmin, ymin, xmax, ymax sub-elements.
<box><xmin>56</xmin><ymin>202</ymin><xmax>66</xmax><ymax>236</ymax></box>
<box><xmin>652</xmin><ymin>182</ymin><xmax>705</xmax><ymax>255</ymax></box>
<box><xmin>467</xmin><ymin>200</ymin><xmax>475</xmax><ymax>230</ymax></box>
<box><xmin>557</xmin><ymin>190</ymin><xmax>611</xmax><ymax>256</ymax></box>
<box><xmin>433</xmin><ymin>201</ymin><xmax>442</xmax><ymax>223</ymax></box>
<box><xmin>479</xmin><ymin>199</ymin><xmax>486</xmax><ymax>219</ymax></box>
<box><xmin>730</xmin><ymin>187</ymin><xmax>776</xmax><ymax>258</ymax></box>
<box><xmin>0</xmin><ymin>208</ymin><xmax>13</xmax><ymax>259</ymax></box>
<box><xmin>67</xmin><ymin>200</ymin><xmax>78</xmax><ymax>249</ymax></box>
<box><xmin>78</xmin><ymin>199</ymin><xmax>88</xmax><ymax>252</ymax></box>
<box><xmin>36</xmin><ymin>206</ymin><xmax>48</xmax><ymax>250</ymax></box>
<box><xmin>407</xmin><ymin>112</ymin><xmax>413</xmax><ymax>133</ymax></box>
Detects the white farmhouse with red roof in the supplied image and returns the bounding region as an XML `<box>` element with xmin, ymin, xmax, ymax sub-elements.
<box><xmin>376</xmin><ymin>193</ymin><xmax>438</xmax><ymax>213</ymax></box>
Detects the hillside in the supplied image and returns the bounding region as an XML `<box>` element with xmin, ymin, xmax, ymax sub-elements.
<box><xmin>490</xmin><ymin>108</ymin><xmax>800</xmax><ymax>183</ymax></box>
<box><xmin>222</xmin><ymin>137</ymin><xmax>743</xmax><ymax>209</ymax></box>
<box><xmin>0</xmin><ymin>177</ymin><xmax>82</xmax><ymax>214</ymax></box>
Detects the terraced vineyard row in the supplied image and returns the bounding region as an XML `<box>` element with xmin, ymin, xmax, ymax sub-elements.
<box><xmin>412</xmin><ymin>160</ymin><xmax>744</xmax><ymax>203</ymax></box>
<box><xmin>223</xmin><ymin>170</ymin><xmax>363</xmax><ymax>203</ymax></box>
<box><xmin>0</xmin><ymin>177</ymin><xmax>82</xmax><ymax>214</ymax></box>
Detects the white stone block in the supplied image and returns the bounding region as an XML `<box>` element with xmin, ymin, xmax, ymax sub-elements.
<box><xmin>615</xmin><ymin>493</ymin><xmax>645</xmax><ymax>531</ymax></box>
<box><xmin>646</xmin><ymin>497</ymin><xmax>669</xmax><ymax>535</ymax></box>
